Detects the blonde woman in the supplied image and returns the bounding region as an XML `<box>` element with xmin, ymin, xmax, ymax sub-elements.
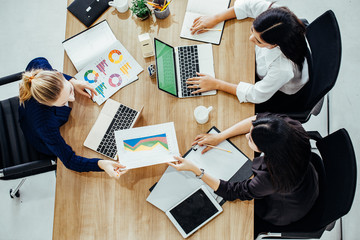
<box><xmin>19</xmin><ymin>57</ymin><xmax>127</xmax><ymax>178</ymax></box>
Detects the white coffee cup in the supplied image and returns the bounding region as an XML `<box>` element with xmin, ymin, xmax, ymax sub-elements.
<box><xmin>109</xmin><ymin>0</ymin><xmax>129</xmax><ymax>13</ymax></box>
<box><xmin>194</xmin><ymin>106</ymin><xmax>213</xmax><ymax>124</ymax></box>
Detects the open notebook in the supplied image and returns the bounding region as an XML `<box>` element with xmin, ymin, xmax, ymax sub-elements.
<box><xmin>63</xmin><ymin>20</ymin><xmax>143</xmax><ymax>105</ymax></box>
<box><xmin>180</xmin><ymin>0</ymin><xmax>231</xmax><ymax>45</ymax></box>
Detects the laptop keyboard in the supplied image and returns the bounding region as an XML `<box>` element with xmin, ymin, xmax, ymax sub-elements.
<box><xmin>96</xmin><ymin>105</ymin><xmax>138</xmax><ymax>159</ymax></box>
<box><xmin>178</xmin><ymin>45</ymin><xmax>201</xmax><ymax>97</ymax></box>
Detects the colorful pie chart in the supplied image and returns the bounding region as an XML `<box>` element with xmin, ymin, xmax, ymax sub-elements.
<box><xmin>84</xmin><ymin>70</ymin><xmax>99</xmax><ymax>83</ymax></box>
<box><xmin>109</xmin><ymin>73</ymin><xmax>122</xmax><ymax>87</ymax></box>
<box><xmin>108</xmin><ymin>49</ymin><xmax>123</xmax><ymax>64</ymax></box>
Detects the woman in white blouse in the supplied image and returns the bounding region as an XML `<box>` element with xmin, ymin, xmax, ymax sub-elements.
<box><xmin>187</xmin><ymin>0</ymin><xmax>309</xmax><ymax>112</ymax></box>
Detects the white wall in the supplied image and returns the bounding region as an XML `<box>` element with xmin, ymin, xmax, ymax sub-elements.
<box><xmin>0</xmin><ymin>0</ymin><xmax>67</xmax><ymax>77</ymax></box>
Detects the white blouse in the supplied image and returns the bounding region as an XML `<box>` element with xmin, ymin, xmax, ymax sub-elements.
<box><xmin>234</xmin><ymin>0</ymin><xmax>309</xmax><ymax>104</ymax></box>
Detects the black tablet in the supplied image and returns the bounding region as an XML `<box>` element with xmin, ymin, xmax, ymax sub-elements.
<box><xmin>166</xmin><ymin>186</ymin><xmax>223</xmax><ymax>238</ymax></box>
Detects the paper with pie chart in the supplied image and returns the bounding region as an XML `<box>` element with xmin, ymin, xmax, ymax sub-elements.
<box><xmin>114</xmin><ymin>122</ymin><xmax>180</xmax><ymax>169</ymax></box>
<box><xmin>75</xmin><ymin>40</ymin><xmax>143</xmax><ymax>105</ymax></box>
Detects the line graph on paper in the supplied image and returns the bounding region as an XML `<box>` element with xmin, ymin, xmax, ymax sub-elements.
<box><xmin>123</xmin><ymin>133</ymin><xmax>169</xmax><ymax>152</ymax></box>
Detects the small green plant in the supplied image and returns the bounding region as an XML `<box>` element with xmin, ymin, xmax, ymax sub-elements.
<box><xmin>130</xmin><ymin>0</ymin><xmax>151</xmax><ymax>19</ymax></box>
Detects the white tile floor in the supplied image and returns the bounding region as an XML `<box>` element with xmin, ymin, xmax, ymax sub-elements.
<box><xmin>1</xmin><ymin>0</ymin><xmax>359</xmax><ymax>239</ymax></box>
<box><xmin>0</xmin><ymin>172</ymin><xmax>56</xmax><ymax>240</ymax></box>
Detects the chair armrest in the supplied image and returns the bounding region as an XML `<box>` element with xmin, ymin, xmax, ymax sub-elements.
<box><xmin>256</xmin><ymin>228</ymin><xmax>325</xmax><ymax>239</ymax></box>
<box><xmin>0</xmin><ymin>160</ymin><xmax>56</xmax><ymax>178</ymax></box>
<box><xmin>256</xmin><ymin>232</ymin><xmax>281</xmax><ymax>240</ymax></box>
<box><xmin>278</xmin><ymin>110</ymin><xmax>312</xmax><ymax>123</ymax></box>
<box><xmin>307</xmin><ymin>131</ymin><xmax>323</xmax><ymax>141</ymax></box>
<box><xmin>0</xmin><ymin>71</ymin><xmax>24</xmax><ymax>86</ymax></box>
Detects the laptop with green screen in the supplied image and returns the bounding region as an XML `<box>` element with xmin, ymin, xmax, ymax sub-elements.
<box><xmin>154</xmin><ymin>38</ymin><xmax>216</xmax><ymax>98</ymax></box>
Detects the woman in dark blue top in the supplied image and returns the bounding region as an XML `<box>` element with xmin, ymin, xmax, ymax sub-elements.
<box><xmin>18</xmin><ymin>57</ymin><xmax>127</xmax><ymax>178</ymax></box>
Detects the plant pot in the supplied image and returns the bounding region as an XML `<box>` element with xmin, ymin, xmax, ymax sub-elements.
<box><xmin>154</xmin><ymin>6</ymin><xmax>170</xmax><ymax>19</ymax></box>
<box><xmin>137</xmin><ymin>12</ymin><xmax>150</xmax><ymax>20</ymax></box>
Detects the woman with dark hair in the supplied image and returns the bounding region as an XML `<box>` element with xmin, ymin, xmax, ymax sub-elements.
<box><xmin>169</xmin><ymin>113</ymin><xmax>319</xmax><ymax>235</ymax></box>
<box><xmin>186</xmin><ymin>0</ymin><xmax>309</xmax><ymax>112</ymax></box>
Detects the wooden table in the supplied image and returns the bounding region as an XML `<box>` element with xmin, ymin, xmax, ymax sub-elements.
<box><xmin>53</xmin><ymin>0</ymin><xmax>255</xmax><ymax>239</ymax></box>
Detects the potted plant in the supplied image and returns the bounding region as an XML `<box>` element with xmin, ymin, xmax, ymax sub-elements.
<box><xmin>130</xmin><ymin>0</ymin><xmax>151</xmax><ymax>20</ymax></box>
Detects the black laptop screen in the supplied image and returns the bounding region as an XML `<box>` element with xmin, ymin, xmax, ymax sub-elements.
<box><xmin>154</xmin><ymin>39</ymin><xmax>177</xmax><ymax>96</ymax></box>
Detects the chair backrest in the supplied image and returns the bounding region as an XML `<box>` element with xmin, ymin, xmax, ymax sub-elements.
<box><xmin>294</xmin><ymin>10</ymin><xmax>342</xmax><ymax>112</ymax></box>
<box><xmin>316</xmin><ymin>128</ymin><xmax>357</xmax><ymax>227</ymax></box>
<box><xmin>0</xmin><ymin>97</ymin><xmax>55</xmax><ymax>180</ymax></box>
<box><xmin>275</xmin><ymin>152</ymin><xmax>327</xmax><ymax>233</ymax></box>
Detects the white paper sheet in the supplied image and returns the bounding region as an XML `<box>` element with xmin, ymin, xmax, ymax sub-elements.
<box><xmin>146</xmin><ymin>128</ymin><xmax>249</xmax><ymax>212</ymax></box>
<box><xmin>63</xmin><ymin>21</ymin><xmax>117</xmax><ymax>71</ymax></box>
<box><xmin>115</xmin><ymin>122</ymin><xmax>180</xmax><ymax>169</ymax></box>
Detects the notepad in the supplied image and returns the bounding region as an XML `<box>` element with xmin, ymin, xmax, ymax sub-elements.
<box><xmin>180</xmin><ymin>0</ymin><xmax>231</xmax><ymax>45</ymax></box>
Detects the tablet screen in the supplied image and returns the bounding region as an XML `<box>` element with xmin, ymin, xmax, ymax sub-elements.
<box><xmin>169</xmin><ymin>188</ymin><xmax>220</xmax><ymax>234</ymax></box>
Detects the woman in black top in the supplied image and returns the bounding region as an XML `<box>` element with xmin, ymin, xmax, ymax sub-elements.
<box><xmin>168</xmin><ymin>113</ymin><xmax>319</xmax><ymax>233</ymax></box>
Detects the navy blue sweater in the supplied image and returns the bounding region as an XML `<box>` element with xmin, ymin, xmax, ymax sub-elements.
<box><xmin>19</xmin><ymin>57</ymin><xmax>101</xmax><ymax>172</ymax></box>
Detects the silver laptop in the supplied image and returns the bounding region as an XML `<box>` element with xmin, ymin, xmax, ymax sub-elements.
<box><xmin>154</xmin><ymin>38</ymin><xmax>217</xmax><ymax>98</ymax></box>
<box><xmin>84</xmin><ymin>99</ymin><xmax>143</xmax><ymax>159</ymax></box>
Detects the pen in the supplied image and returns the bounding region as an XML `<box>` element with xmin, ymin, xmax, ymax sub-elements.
<box><xmin>205</xmin><ymin>144</ymin><xmax>232</xmax><ymax>153</ymax></box>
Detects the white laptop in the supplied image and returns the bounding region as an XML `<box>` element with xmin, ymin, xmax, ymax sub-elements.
<box><xmin>166</xmin><ymin>185</ymin><xmax>223</xmax><ymax>238</ymax></box>
<box><xmin>154</xmin><ymin>38</ymin><xmax>217</xmax><ymax>98</ymax></box>
<box><xmin>84</xmin><ymin>99</ymin><xmax>143</xmax><ymax>159</ymax></box>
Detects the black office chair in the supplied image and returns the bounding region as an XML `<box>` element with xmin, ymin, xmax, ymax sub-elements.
<box><xmin>257</xmin><ymin>10</ymin><xmax>341</xmax><ymax>123</ymax></box>
<box><xmin>255</xmin><ymin>128</ymin><xmax>357</xmax><ymax>239</ymax></box>
<box><xmin>286</xmin><ymin>10</ymin><xmax>342</xmax><ymax>123</ymax></box>
<box><xmin>0</xmin><ymin>72</ymin><xmax>56</xmax><ymax>197</ymax></box>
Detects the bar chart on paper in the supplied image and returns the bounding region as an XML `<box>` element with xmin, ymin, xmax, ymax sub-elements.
<box><xmin>95</xmin><ymin>82</ymin><xmax>107</xmax><ymax>98</ymax></box>
<box><xmin>75</xmin><ymin>40</ymin><xmax>143</xmax><ymax>105</ymax></box>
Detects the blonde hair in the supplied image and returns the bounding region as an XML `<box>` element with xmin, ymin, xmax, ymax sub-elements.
<box><xmin>19</xmin><ymin>70</ymin><xmax>64</xmax><ymax>106</ymax></box>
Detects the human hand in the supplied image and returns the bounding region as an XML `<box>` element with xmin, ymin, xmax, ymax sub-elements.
<box><xmin>98</xmin><ymin>160</ymin><xmax>128</xmax><ymax>179</ymax></box>
<box><xmin>167</xmin><ymin>156</ymin><xmax>200</xmax><ymax>174</ymax></box>
<box><xmin>186</xmin><ymin>73</ymin><xmax>221</xmax><ymax>94</ymax></box>
<box><xmin>69</xmin><ymin>78</ymin><xmax>98</xmax><ymax>99</ymax></box>
<box><xmin>190</xmin><ymin>15</ymin><xmax>219</xmax><ymax>35</ymax></box>
<box><xmin>192</xmin><ymin>133</ymin><xmax>224</xmax><ymax>154</ymax></box>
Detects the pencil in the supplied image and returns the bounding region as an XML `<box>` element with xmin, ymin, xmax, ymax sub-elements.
<box><xmin>161</xmin><ymin>0</ymin><xmax>172</xmax><ymax>11</ymax></box>
<box><xmin>203</xmin><ymin>28</ymin><xmax>222</xmax><ymax>31</ymax></box>
<box><xmin>147</xmin><ymin>2</ymin><xmax>162</xmax><ymax>9</ymax></box>
<box><xmin>205</xmin><ymin>144</ymin><xmax>232</xmax><ymax>153</ymax></box>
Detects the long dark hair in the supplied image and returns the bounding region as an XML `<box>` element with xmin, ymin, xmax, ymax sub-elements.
<box><xmin>251</xmin><ymin>114</ymin><xmax>311</xmax><ymax>192</ymax></box>
<box><xmin>253</xmin><ymin>7</ymin><xmax>307</xmax><ymax>71</ymax></box>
